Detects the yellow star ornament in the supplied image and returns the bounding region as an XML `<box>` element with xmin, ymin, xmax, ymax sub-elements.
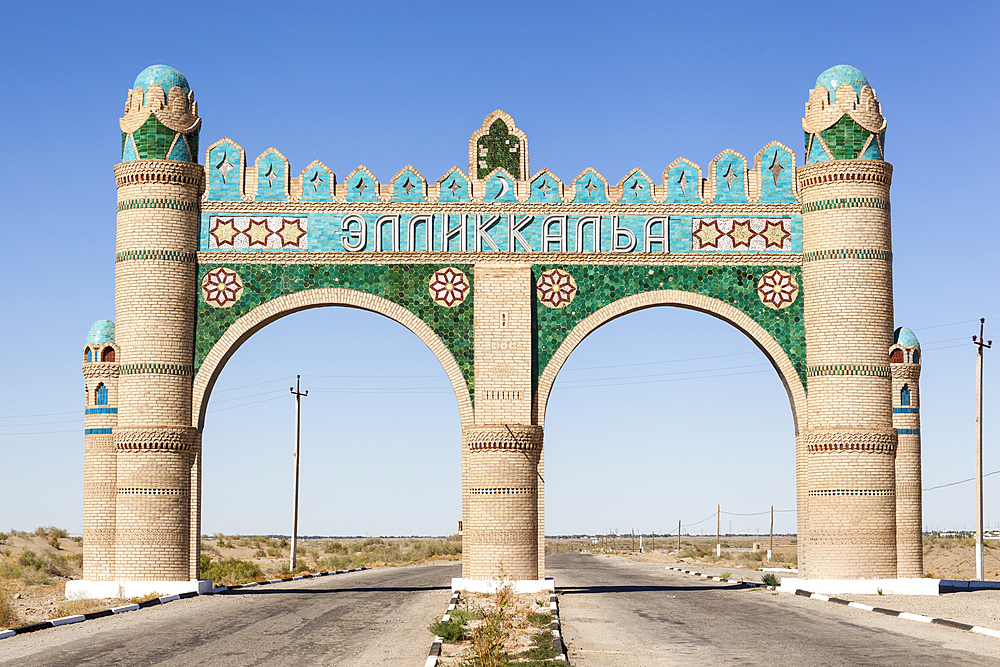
<box><xmin>211</xmin><ymin>218</ymin><xmax>239</xmax><ymax>247</ymax></box>
<box><xmin>246</xmin><ymin>218</ymin><xmax>272</xmax><ymax>247</ymax></box>
<box><xmin>728</xmin><ymin>219</ymin><xmax>755</xmax><ymax>248</ymax></box>
<box><xmin>278</xmin><ymin>219</ymin><xmax>307</xmax><ymax>247</ymax></box>
<box><xmin>762</xmin><ymin>221</ymin><xmax>790</xmax><ymax>249</ymax></box>
<box><xmin>694</xmin><ymin>220</ymin><xmax>723</xmax><ymax>248</ymax></box>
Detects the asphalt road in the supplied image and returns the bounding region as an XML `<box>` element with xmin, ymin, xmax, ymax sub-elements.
<box><xmin>549</xmin><ymin>552</ymin><xmax>1000</xmax><ymax>666</ymax></box>
<box><xmin>0</xmin><ymin>560</ymin><xmax>460</xmax><ymax>666</ymax></box>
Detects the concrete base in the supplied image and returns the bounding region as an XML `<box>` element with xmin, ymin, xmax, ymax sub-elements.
<box><xmin>452</xmin><ymin>577</ymin><xmax>555</xmax><ymax>594</ymax></box>
<box><xmin>65</xmin><ymin>579</ymin><xmax>213</xmax><ymax>600</ymax></box>
<box><xmin>779</xmin><ymin>577</ymin><xmax>943</xmax><ymax>596</ymax></box>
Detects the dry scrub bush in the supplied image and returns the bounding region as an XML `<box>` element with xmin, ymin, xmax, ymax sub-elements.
<box><xmin>0</xmin><ymin>588</ymin><xmax>18</xmax><ymax>629</ymax></box>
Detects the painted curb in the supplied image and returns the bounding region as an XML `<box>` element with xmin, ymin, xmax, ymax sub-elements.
<box><xmin>424</xmin><ymin>586</ymin><xmax>569</xmax><ymax>665</ymax></box>
<box><xmin>665</xmin><ymin>566</ymin><xmax>1000</xmax><ymax>639</ymax></box>
<box><xmin>0</xmin><ymin>567</ymin><xmax>370</xmax><ymax>640</ymax></box>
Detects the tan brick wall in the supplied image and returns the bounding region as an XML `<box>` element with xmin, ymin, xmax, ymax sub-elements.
<box><xmin>892</xmin><ymin>359</ymin><xmax>922</xmax><ymax>577</ymax></box>
<box><xmin>82</xmin><ymin>360</ymin><xmax>118</xmax><ymax>581</ymax></box>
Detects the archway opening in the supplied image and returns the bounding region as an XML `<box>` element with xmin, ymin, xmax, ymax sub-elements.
<box><xmin>198</xmin><ymin>305</ymin><xmax>464</xmax><ymax>559</ymax></box>
<box><xmin>542</xmin><ymin>306</ymin><xmax>798</xmax><ymax>550</ymax></box>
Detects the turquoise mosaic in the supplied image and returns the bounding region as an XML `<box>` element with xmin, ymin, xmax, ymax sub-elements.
<box><xmin>571</xmin><ymin>170</ymin><xmax>608</xmax><ymax>204</ymax></box>
<box><xmin>345</xmin><ymin>169</ymin><xmax>380</xmax><ymax>203</ymax></box>
<box><xmin>620</xmin><ymin>171</ymin><xmax>654</xmax><ymax>204</ymax></box>
<box><xmin>528</xmin><ymin>171</ymin><xmax>562</xmax><ymax>203</ymax></box>
<box><xmin>757</xmin><ymin>145</ymin><xmax>795</xmax><ymax>203</ymax></box>
<box><xmin>195</xmin><ymin>264</ymin><xmax>475</xmax><ymax>399</ymax></box>
<box><xmin>255</xmin><ymin>151</ymin><xmax>288</xmax><ymax>201</ymax></box>
<box><xmin>483</xmin><ymin>171</ymin><xmax>518</xmax><ymax>203</ymax></box>
<box><xmin>665</xmin><ymin>163</ymin><xmax>701</xmax><ymax>204</ymax></box>
<box><xmin>86</xmin><ymin>320</ymin><xmax>115</xmax><ymax>344</ymax></box>
<box><xmin>167</xmin><ymin>135</ymin><xmax>192</xmax><ymax>162</ymax></box>
<box><xmin>438</xmin><ymin>170</ymin><xmax>471</xmax><ymax>203</ymax></box>
<box><xmin>300</xmin><ymin>165</ymin><xmax>334</xmax><ymax>202</ymax></box>
<box><xmin>807</xmin><ymin>135</ymin><xmax>830</xmax><ymax>163</ymax></box>
<box><xmin>532</xmin><ymin>264</ymin><xmax>806</xmax><ymax>388</ymax></box>
<box><xmin>713</xmin><ymin>153</ymin><xmax>747</xmax><ymax>203</ymax></box>
<box><xmin>206</xmin><ymin>141</ymin><xmax>244</xmax><ymax>201</ymax></box>
<box><xmin>391</xmin><ymin>169</ymin><xmax>427</xmax><ymax>203</ymax></box>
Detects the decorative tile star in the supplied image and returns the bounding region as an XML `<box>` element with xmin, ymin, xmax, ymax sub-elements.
<box><xmin>584</xmin><ymin>179</ymin><xmax>597</xmax><ymax>195</ymax></box>
<box><xmin>768</xmin><ymin>151</ymin><xmax>785</xmax><ymax>186</ymax></box>
<box><xmin>722</xmin><ymin>162</ymin><xmax>738</xmax><ymax>190</ymax></box>
<box><xmin>727</xmin><ymin>220</ymin><xmax>755</xmax><ymax>248</ymax></box>
<box><xmin>448</xmin><ymin>179</ymin><xmax>462</xmax><ymax>194</ymax></box>
<box><xmin>309</xmin><ymin>171</ymin><xmax>324</xmax><ymax>192</ymax></box>
<box><xmin>537</xmin><ymin>269</ymin><xmax>578</xmax><ymax>309</ymax></box>
<box><xmin>278</xmin><ymin>219</ymin><xmax>307</xmax><ymax>247</ymax></box>
<box><xmin>429</xmin><ymin>267</ymin><xmax>470</xmax><ymax>307</ymax></box>
<box><xmin>246</xmin><ymin>218</ymin><xmax>272</xmax><ymax>247</ymax></box>
<box><xmin>202</xmin><ymin>267</ymin><xmax>243</xmax><ymax>308</ymax></box>
<box><xmin>210</xmin><ymin>218</ymin><xmax>238</xmax><ymax>247</ymax></box>
<box><xmin>762</xmin><ymin>220</ymin><xmax>790</xmax><ymax>248</ymax></box>
<box><xmin>757</xmin><ymin>269</ymin><xmax>799</xmax><ymax>310</ymax></box>
<box><xmin>694</xmin><ymin>220</ymin><xmax>723</xmax><ymax>248</ymax></box>
<box><xmin>355</xmin><ymin>177</ymin><xmax>367</xmax><ymax>195</ymax></box>
<box><xmin>264</xmin><ymin>164</ymin><xmax>278</xmax><ymax>188</ymax></box>
<box><xmin>402</xmin><ymin>177</ymin><xmax>414</xmax><ymax>194</ymax></box>
<box><xmin>677</xmin><ymin>170</ymin><xmax>688</xmax><ymax>194</ymax></box>
<box><xmin>215</xmin><ymin>152</ymin><xmax>234</xmax><ymax>184</ymax></box>
<box><xmin>630</xmin><ymin>179</ymin><xmax>642</xmax><ymax>191</ymax></box>
<box><xmin>538</xmin><ymin>179</ymin><xmax>551</xmax><ymax>195</ymax></box>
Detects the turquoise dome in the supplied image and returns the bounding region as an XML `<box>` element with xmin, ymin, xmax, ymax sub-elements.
<box><xmin>894</xmin><ymin>327</ymin><xmax>919</xmax><ymax>348</ymax></box>
<box><xmin>815</xmin><ymin>65</ymin><xmax>869</xmax><ymax>104</ymax></box>
<box><xmin>86</xmin><ymin>320</ymin><xmax>115</xmax><ymax>345</ymax></box>
<box><xmin>133</xmin><ymin>64</ymin><xmax>190</xmax><ymax>96</ymax></box>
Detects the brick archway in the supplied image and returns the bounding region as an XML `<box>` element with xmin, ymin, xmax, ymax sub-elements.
<box><xmin>191</xmin><ymin>287</ymin><xmax>474</xmax><ymax>432</ymax></box>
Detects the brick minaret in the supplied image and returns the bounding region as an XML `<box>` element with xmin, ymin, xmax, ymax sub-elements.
<box><xmin>890</xmin><ymin>327</ymin><xmax>923</xmax><ymax>577</ymax></box>
<box><xmin>82</xmin><ymin>321</ymin><xmax>119</xmax><ymax>580</ymax></box>
<box><xmin>799</xmin><ymin>65</ymin><xmax>897</xmax><ymax>578</ymax></box>
<box><xmin>113</xmin><ymin>65</ymin><xmax>203</xmax><ymax>581</ymax></box>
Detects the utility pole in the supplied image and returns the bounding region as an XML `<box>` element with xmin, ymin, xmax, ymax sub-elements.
<box><xmin>769</xmin><ymin>506</ymin><xmax>774</xmax><ymax>562</ymax></box>
<box><xmin>717</xmin><ymin>504</ymin><xmax>721</xmax><ymax>557</ymax></box>
<box><xmin>974</xmin><ymin>319</ymin><xmax>991</xmax><ymax>581</ymax></box>
<box><xmin>290</xmin><ymin>375</ymin><xmax>308</xmax><ymax>572</ymax></box>
<box><xmin>677</xmin><ymin>519</ymin><xmax>681</xmax><ymax>552</ymax></box>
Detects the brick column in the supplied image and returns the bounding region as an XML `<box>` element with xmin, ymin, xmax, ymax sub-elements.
<box><xmin>891</xmin><ymin>345</ymin><xmax>923</xmax><ymax>577</ymax></box>
<box><xmin>113</xmin><ymin>160</ymin><xmax>203</xmax><ymax>581</ymax></box>
<box><xmin>82</xmin><ymin>350</ymin><xmax>118</xmax><ymax>580</ymax></box>
<box><xmin>799</xmin><ymin>160</ymin><xmax>897</xmax><ymax>579</ymax></box>
<box><xmin>463</xmin><ymin>264</ymin><xmax>541</xmax><ymax>580</ymax></box>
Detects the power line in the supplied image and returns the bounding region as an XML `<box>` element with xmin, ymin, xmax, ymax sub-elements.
<box><xmin>924</xmin><ymin>470</ymin><xmax>1000</xmax><ymax>492</ymax></box>
<box><xmin>722</xmin><ymin>509</ymin><xmax>795</xmax><ymax>516</ymax></box>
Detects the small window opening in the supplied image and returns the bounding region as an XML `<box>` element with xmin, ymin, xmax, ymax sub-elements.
<box><xmin>85</xmin><ymin>348</ymin><xmax>92</xmax><ymax>363</ymax></box>
<box><xmin>900</xmin><ymin>384</ymin><xmax>911</xmax><ymax>407</ymax></box>
<box><xmin>96</xmin><ymin>383</ymin><xmax>108</xmax><ymax>406</ymax></box>
<box><xmin>890</xmin><ymin>349</ymin><xmax>904</xmax><ymax>364</ymax></box>
<box><xmin>101</xmin><ymin>347</ymin><xmax>115</xmax><ymax>362</ymax></box>
<box><xmin>912</xmin><ymin>350</ymin><xmax>920</xmax><ymax>364</ymax></box>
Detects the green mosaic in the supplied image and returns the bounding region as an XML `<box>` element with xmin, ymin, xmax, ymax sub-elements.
<box><xmin>802</xmin><ymin>197</ymin><xmax>889</xmax><ymax>213</ymax></box>
<box><xmin>802</xmin><ymin>248</ymin><xmax>892</xmax><ymax>262</ymax></box>
<box><xmin>819</xmin><ymin>115</ymin><xmax>870</xmax><ymax>160</ymax></box>
<box><xmin>195</xmin><ymin>263</ymin><xmax>475</xmax><ymax>399</ymax></box>
<box><xmin>118</xmin><ymin>198</ymin><xmax>200</xmax><ymax>212</ymax></box>
<box><xmin>133</xmin><ymin>114</ymin><xmax>176</xmax><ymax>160</ymax></box>
<box><xmin>532</xmin><ymin>264</ymin><xmax>807</xmax><ymax>388</ymax></box>
<box><xmin>476</xmin><ymin>119</ymin><xmax>520</xmax><ymax>180</ymax></box>
<box><xmin>116</xmin><ymin>250</ymin><xmax>197</xmax><ymax>263</ymax></box>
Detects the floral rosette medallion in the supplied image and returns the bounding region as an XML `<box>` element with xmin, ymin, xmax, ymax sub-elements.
<box><xmin>757</xmin><ymin>269</ymin><xmax>798</xmax><ymax>310</ymax></box>
<box><xmin>202</xmin><ymin>267</ymin><xmax>244</xmax><ymax>308</ymax></box>
<box><xmin>537</xmin><ymin>268</ymin><xmax>578</xmax><ymax>308</ymax></box>
<box><xmin>429</xmin><ymin>267</ymin><xmax>470</xmax><ymax>307</ymax></box>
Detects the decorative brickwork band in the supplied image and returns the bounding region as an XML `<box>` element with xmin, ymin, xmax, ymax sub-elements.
<box><xmin>464</xmin><ymin>424</ymin><xmax>544</xmax><ymax>451</ymax></box>
<box><xmin>119</xmin><ymin>363</ymin><xmax>194</xmax><ymax>376</ymax></box>
<box><xmin>801</xmin><ymin>197</ymin><xmax>889</xmax><ymax>213</ymax></box>
<box><xmin>797</xmin><ymin>161</ymin><xmax>893</xmax><ymax>190</ymax></box>
<box><xmin>469</xmin><ymin>487</ymin><xmax>537</xmax><ymax>496</ymax></box>
<box><xmin>890</xmin><ymin>365</ymin><xmax>920</xmax><ymax>380</ymax></box>
<box><xmin>808</xmin><ymin>489</ymin><xmax>895</xmax><ymax>497</ymax></box>
<box><xmin>117</xmin><ymin>198</ymin><xmax>200</xmax><ymax>213</ymax></box>
<box><xmin>114</xmin><ymin>160</ymin><xmax>205</xmax><ymax>189</ymax></box>
<box><xmin>114</xmin><ymin>427</ymin><xmax>198</xmax><ymax>451</ymax></box>
<box><xmin>806</xmin><ymin>364</ymin><xmax>891</xmax><ymax>378</ymax></box>
<box><xmin>802</xmin><ymin>248</ymin><xmax>892</xmax><ymax>262</ymax></box>
<box><xmin>462</xmin><ymin>529</ymin><xmax>536</xmax><ymax>545</ymax></box>
<box><xmin>802</xmin><ymin>429</ymin><xmax>896</xmax><ymax>454</ymax></box>
<box><xmin>117</xmin><ymin>487</ymin><xmax>190</xmax><ymax>496</ymax></box>
<box><xmin>115</xmin><ymin>250</ymin><xmax>197</xmax><ymax>263</ymax></box>
<box><xmin>82</xmin><ymin>363</ymin><xmax>120</xmax><ymax>378</ymax></box>
<box><xmin>805</xmin><ymin>530</ymin><xmax>897</xmax><ymax>547</ymax></box>
<box><xmin>114</xmin><ymin>529</ymin><xmax>189</xmax><ymax>547</ymax></box>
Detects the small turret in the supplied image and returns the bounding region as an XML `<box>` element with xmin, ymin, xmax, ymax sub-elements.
<box><xmin>120</xmin><ymin>65</ymin><xmax>201</xmax><ymax>162</ymax></box>
<box><xmin>890</xmin><ymin>326</ymin><xmax>923</xmax><ymax>577</ymax></box>
<box><xmin>803</xmin><ymin>65</ymin><xmax>886</xmax><ymax>163</ymax></box>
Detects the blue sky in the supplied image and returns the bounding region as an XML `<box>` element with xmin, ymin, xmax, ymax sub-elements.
<box><xmin>1</xmin><ymin>1</ymin><xmax>997</xmax><ymax>538</ymax></box>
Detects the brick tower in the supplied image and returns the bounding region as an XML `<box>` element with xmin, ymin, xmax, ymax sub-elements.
<box><xmin>82</xmin><ymin>321</ymin><xmax>119</xmax><ymax>580</ymax></box>
<box><xmin>112</xmin><ymin>65</ymin><xmax>203</xmax><ymax>582</ymax></box>
<box><xmin>799</xmin><ymin>65</ymin><xmax>897</xmax><ymax>578</ymax></box>
<box><xmin>890</xmin><ymin>327</ymin><xmax>923</xmax><ymax>577</ymax></box>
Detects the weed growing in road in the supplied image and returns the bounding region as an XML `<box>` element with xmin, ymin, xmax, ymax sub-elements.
<box><xmin>720</xmin><ymin>572</ymin><xmax>731</xmax><ymax>580</ymax></box>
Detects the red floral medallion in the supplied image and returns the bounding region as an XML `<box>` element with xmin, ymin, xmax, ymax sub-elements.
<box><xmin>537</xmin><ymin>269</ymin><xmax>578</xmax><ymax>308</ymax></box>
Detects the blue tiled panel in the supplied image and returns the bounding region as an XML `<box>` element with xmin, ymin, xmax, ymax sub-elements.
<box><xmin>85</xmin><ymin>407</ymin><xmax>118</xmax><ymax>415</ymax></box>
<box><xmin>85</xmin><ymin>428</ymin><xmax>113</xmax><ymax>435</ymax></box>
<box><xmin>345</xmin><ymin>169</ymin><xmax>380</xmax><ymax>203</ymax></box>
<box><xmin>665</xmin><ymin>163</ymin><xmax>701</xmax><ymax>204</ymax></box>
<box><xmin>807</xmin><ymin>137</ymin><xmax>829</xmax><ymax>164</ymax></box>
<box><xmin>669</xmin><ymin>216</ymin><xmax>693</xmax><ymax>252</ymax></box>
<box><xmin>483</xmin><ymin>171</ymin><xmax>517</xmax><ymax>203</ymax></box>
<box><xmin>897</xmin><ymin>428</ymin><xmax>921</xmax><ymax>435</ymax></box>
<box><xmin>571</xmin><ymin>170</ymin><xmax>608</xmax><ymax>204</ymax></box>
<box><xmin>391</xmin><ymin>168</ymin><xmax>427</xmax><ymax>202</ymax></box>
<box><xmin>860</xmin><ymin>138</ymin><xmax>882</xmax><ymax>160</ymax></box>
<box><xmin>528</xmin><ymin>171</ymin><xmax>562</xmax><ymax>203</ymax></box>
<box><xmin>620</xmin><ymin>170</ymin><xmax>654</xmax><ymax>204</ymax></box>
<box><xmin>122</xmin><ymin>134</ymin><xmax>137</xmax><ymax>162</ymax></box>
<box><xmin>714</xmin><ymin>153</ymin><xmax>747</xmax><ymax>203</ymax></box>
<box><xmin>300</xmin><ymin>165</ymin><xmax>334</xmax><ymax>202</ymax></box>
<box><xmin>206</xmin><ymin>141</ymin><xmax>244</xmax><ymax>201</ymax></box>
<box><xmin>789</xmin><ymin>214</ymin><xmax>803</xmax><ymax>253</ymax></box>
<box><xmin>167</xmin><ymin>135</ymin><xmax>192</xmax><ymax>162</ymax></box>
<box><xmin>757</xmin><ymin>145</ymin><xmax>795</xmax><ymax>203</ymax></box>
<box><xmin>893</xmin><ymin>407</ymin><xmax>919</xmax><ymax>414</ymax></box>
<box><xmin>438</xmin><ymin>170</ymin><xmax>471</xmax><ymax>203</ymax></box>
<box><xmin>255</xmin><ymin>151</ymin><xmax>288</xmax><ymax>201</ymax></box>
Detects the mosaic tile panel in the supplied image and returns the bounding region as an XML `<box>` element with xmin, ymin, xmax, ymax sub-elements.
<box><xmin>532</xmin><ymin>264</ymin><xmax>806</xmax><ymax>387</ymax></box>
<box><xmin>820</xmin><ymin>115</ymin><xmax>871</xmax><ymax>160</ymax></box>
<box><xmin>195</xmin><ymin>263</ymin><xmax>475</xmax><ymax>398</ymax></box>
<box><xmin>133</xmin><ymin>115</ymin><xmax>175</xmax><ymax>161</ymax></box>
<box><xmin>476</xmin><ymin>119</ymin><xmax>521</xmax><ymax>180</ymax></box>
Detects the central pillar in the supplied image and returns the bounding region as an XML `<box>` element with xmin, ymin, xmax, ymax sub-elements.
<box><xmin>462</xmin><ymin>264</ymin><xmax>541</xmax><ymax>580</ymax></box>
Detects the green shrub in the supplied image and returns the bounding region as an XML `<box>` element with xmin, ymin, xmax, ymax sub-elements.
<box><xmin>200</xmin><ymin>555</ymin><xmax>264</xmax><ymax>586</ymax></box>
<box><xmin>519</xmin><ymin>630</ymin><xmax>560</xmax><ymax>660</ymax></box>
<box><xmin>449</xmin><ymin>608</ymin><xmax>482</xmax><ymax>623</ymax></box>
<box><xmin>429</xmin><ymin>617</ymin><xmax>466</xmax><ymax>642</ymax></box>
<box><xmin>760</xmin><ymin>572</ymin><xmax>780</xmax><ymax>587</ymax></box>
<box><xmin>738</xmin><ymin>551</ymin><xmax>765</xmax><ymax>563</ymax></box>
<box><xmin>0</xmin><ymin>563</ymin><xmax>22</xmax><ymax>579</ymax></box>
<box><xmin>527</xmin><ymin>611</ymin><xmax>552</xmax><ymax>627</ymax></box>
<box><xmin>0</xmin><ymin>533</ymin><xmax>7</xmax><ymax>545</ymax></box>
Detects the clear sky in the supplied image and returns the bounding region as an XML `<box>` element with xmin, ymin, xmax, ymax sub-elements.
<box><xmin>1</xmin><ymin>1</ymin><xmax>997</xmax><ymax>538</ymax></box>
